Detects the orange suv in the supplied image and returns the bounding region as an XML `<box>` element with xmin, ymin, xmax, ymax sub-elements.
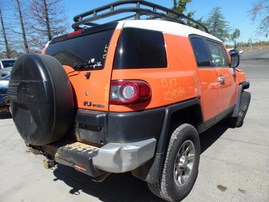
<box><xmin>8</xmin><ymin>1</ymin><xmax>251</xmax><ymax>201</ymax></box>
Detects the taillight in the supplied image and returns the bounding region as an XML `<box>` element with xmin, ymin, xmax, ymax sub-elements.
<box><xmin>110</xmin><ymin>80</ymin><xmax>151</xmax><ymax>105</ymax></box>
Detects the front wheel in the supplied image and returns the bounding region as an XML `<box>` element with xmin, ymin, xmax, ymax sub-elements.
<box><xmin>148</xmin><ymin>123</ymin><xmax>200</xmax><ymax>202</ymax></box>
<box><xmin>227</xmin><ymin>91</ymin><xmax>251</xmax><ymax>128</ymax></box>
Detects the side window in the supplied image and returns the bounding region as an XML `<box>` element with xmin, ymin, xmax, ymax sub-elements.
<box><xmin>190</xmin><ymin>37</ymin><xmax>211</xmax><ymax>67</ymax></box>
<box><xmin>206</xmin><ymin>40</ymin><xmax>229</xmax><ymax>67</ymax></box>
<box><xmin>113</xmin><ymin>28</ymin><xmax>167</xmax><ymax>69</ymax></box>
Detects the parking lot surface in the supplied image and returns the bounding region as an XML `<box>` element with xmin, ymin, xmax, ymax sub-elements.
<box><xmin>0</xmin><ymin>49</ymin><xmax>268</xmax><ymax>202</ymax></box>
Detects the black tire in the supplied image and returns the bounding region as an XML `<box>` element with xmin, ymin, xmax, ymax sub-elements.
<box><xmin>8</xmin><ymin>54</ymin><xmax>74</xmax><ymax>146</ymax></box>
<box><xmin>148</xmin><ymin>123</ymin><xmax>200</xmax><ymax>202</ymax></box>
<box><xmin>227</xmin><ymin>91</ymin><xmax>251</xmax><ymax>128</ymax></box>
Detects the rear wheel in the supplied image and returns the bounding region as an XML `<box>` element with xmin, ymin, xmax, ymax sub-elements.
<box><xmin>8</xmin><ymin>54</ymin><xmax>74</xmax><ymax>146</ymax></box>
<box><xmin>148</xmin><ymin>123</ymin><xmax>200</xmax><ymax>202</ymax></box>
<box><xmin>227</xmin><ymin>91</ymin><xmax>251</xmax><ymax>128</ymax></box>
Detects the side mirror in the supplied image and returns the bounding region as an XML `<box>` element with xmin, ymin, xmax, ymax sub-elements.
<box><xmin>230</xmin><ymin>52</ymin><xmax>240</xmax><ymax>68</ymax></box>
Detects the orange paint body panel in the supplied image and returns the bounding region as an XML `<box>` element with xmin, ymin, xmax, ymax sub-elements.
<box><xmin>216</xmin><ymin>67</ymin><xmax>238</xmax><ymax>110</ymax></box>
<box><xmin>110</xmin><ymin>34</ymin><xmax>200</xmax><ymax>112</ymax></box>
<box><xmin>197</xmin><ymin>68</ymin><xmax>222</xmax><ymax>121</ymax></box>
<box><xmin>236</xmin><ymin>68</ymin><xmax>247</xmax><ymax>84</ymax></box>
<box><xmin>63</xmin><ymin>29</ymin><xmax>122</xmax><ymax>112</ymax></box>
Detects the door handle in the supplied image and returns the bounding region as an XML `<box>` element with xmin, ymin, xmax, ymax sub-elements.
<box><xmin>218</xmin><ymin>77</ymin><xmax>226</xmax><ymax>85</ymax></box>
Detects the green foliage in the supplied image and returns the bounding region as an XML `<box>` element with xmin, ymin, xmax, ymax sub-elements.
<box><xmin>172</xmin><ymin>0</ymin><xmax>192</xmax><ymax>13</ymax></box>
<box><xmin>172</xmin><ymin>0</ymin><xmax>207</xmax><ymax>32</ymax></box>
<box><xmin>205</xmin><ymin>7</ymin><xmax>230</xmax><ymax>41</ymax></box>
<box><xmin>231</xmin><ymin>29</ymin><xmax>240</xmax><ymax>48</ymax></box>
<box><xmin>249</xmin><ymin>0</ymin><xmax>269</xmax><ymax>37</ymax></box>
<box><xmin>231</xmin><ymin>29</ymin><xmax>240</xmax><ymax>40</ymax></box>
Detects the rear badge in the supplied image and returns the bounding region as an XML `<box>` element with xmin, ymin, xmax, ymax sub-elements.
<box><xmin>83</xmin><ymin>101</ymin><xmax>105</xmax><ymax>109</ymax></box>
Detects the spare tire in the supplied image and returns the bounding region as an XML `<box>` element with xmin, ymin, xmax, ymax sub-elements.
<box><xmin>8</xmin><ymin>54</ymin><xmax>74</xmax><ymax>146</ymax></box>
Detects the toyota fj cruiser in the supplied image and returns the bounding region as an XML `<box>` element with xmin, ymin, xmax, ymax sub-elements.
<box><xmin>8</xmin><ymin>1</ymin><xmax>251</xmax><ymax>201</ymax></box>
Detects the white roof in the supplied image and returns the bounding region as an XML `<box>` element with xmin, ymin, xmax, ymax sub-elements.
<box><xmin>117</xmin><ymin>20</ymin><xmax>222</xmax><ymax>43</ymax></box>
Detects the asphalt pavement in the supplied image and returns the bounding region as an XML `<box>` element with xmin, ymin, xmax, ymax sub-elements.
<box><xmin>0</xmin><ymin>48</ymin><xmax>268</xmax><ymax>202</ymax></box>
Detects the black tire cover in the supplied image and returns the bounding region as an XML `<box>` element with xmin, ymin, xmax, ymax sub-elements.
<box><xmin>8</xmin><ymin>54</ymin><xmax>74</xmax><ymax>146</ymax></box>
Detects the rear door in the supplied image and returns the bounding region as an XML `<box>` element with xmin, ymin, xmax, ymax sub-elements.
<box><xmin>45</xmin><ymin>24</ymin><xmax>119</xmax><ymax>112</ymax></box>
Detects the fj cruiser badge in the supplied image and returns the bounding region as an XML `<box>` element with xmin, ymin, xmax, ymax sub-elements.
<box><xmin>83</xmin><ymin>101</ymin><xmax>105</xmax><ymax>108</ymax></box>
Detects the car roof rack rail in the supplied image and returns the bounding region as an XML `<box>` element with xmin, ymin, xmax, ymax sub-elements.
<box><xmin>72</xmin><ymin>0</ymin><xmax>209</xmax><ymax>33</ymax></box>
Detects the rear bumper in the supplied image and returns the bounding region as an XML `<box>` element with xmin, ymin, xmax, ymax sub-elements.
<box><xmin>54</xmin><ymin>138</ymin><xmax>156</xmax><ymax>176</ymax></box>
<box><xmin>93</xmin><ymin>138</ymin><xmax>156</xmax><ymax>173</ymax></box>
<box><xmin>51</xmin><ymin>108</ymin><xmax>161</xmax><ymax>176</ymax></box>
<box><xmin>75</xmin><ymin>108</ymin><xmax>164</xmax><ymax>145</ymax></box>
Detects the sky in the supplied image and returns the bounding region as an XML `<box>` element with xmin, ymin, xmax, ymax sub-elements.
<box><xmin>63</xmin><ymin>0</ymin><xmax>268</xmax><ymax>44</ymax></box>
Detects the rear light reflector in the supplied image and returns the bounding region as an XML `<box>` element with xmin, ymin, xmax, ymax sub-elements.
<box><xmin>110</xmin><ymin>80</ymin><xmax>151</xmax><ymax>105</ymax></box>
<box><xmin>74</xmin><ymin>164</ymin><xmax>87</xmax><ymax>171</ymax></box>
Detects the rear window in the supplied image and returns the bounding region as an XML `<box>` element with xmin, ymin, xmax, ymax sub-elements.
<box><xmin>46</xmin><ymin>29</ymin><xmax>114</xmax><ymax>70</ymax></box>
<box><xmin>113</xmin><ymin>28</ymin><xmax>167</xmax><ymax>69</ymax></box>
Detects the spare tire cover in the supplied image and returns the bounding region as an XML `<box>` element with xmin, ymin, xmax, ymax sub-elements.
<box><xmin>8</xmin><ymin>54</ymin><xmax>74</xmax><ymax>146</ymax></box>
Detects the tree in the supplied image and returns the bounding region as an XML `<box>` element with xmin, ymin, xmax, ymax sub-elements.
<box><xmin>14</xmin><ymin>0</ymin><xmax>29</xmax><ymax>53</ymax></box>
<box><xmin>29</xmin><ymin>0</ymin><xmax>68</xmax><ymax>49</ymax></box>
<box><xmin>249</xmin><ymin>0</ymin><xmax>269</xmax><ymax>37</ymax></box>
<box><xmin>206</xmin><ymin>7</ymin><xmax>230</xmax><ymax>41</ymax></box>
<box><xmin>172</xmin><ymin>0</ymin><xmax>192</xmax><ymax>13</ymax></box>
<box><xmin>0</xmin><ymin>9</ymin><xmax>12</xmax><ymax>58</ymax></box>
<box><xmin>231</xmin><ymin>29</ymin><xmax>240</xmax><ymax>48</ymax></box>
<box><xmin>172</xmin><ymin>0</ymin><xmax>206</xmax><ymax>31</ymax></box>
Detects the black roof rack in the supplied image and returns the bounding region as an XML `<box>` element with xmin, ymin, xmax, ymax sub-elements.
<box><xmin>72</xmin><ymin>0</ymin><xmax>209</xmax><ymax>33</ymax></box>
